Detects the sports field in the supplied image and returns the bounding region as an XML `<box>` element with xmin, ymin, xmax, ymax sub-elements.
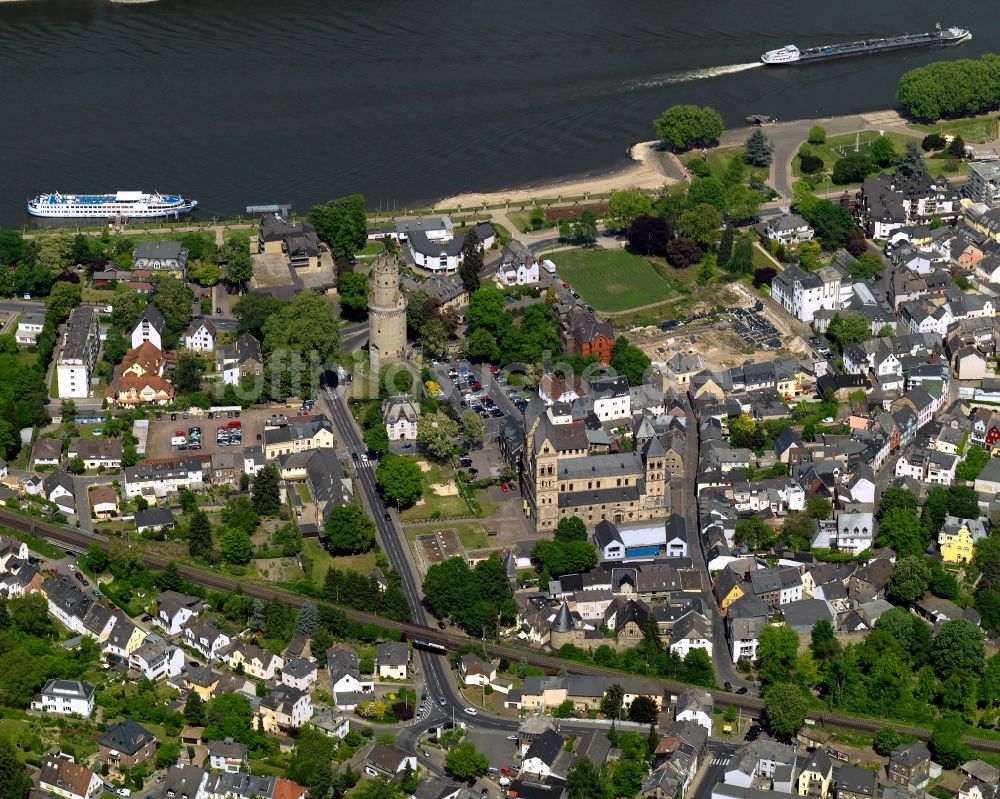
<box><xmin>550</xmin><ymin>248</ymin><xmax>675</xmax><ymax>312</ymax></box>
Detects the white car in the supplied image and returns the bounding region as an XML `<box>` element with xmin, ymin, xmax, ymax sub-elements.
<box><xmin>360</xmin><ymin>454</ymin><xmax>369</xmax><ymax>465</ymax></box>
<box><xmin>464</xmin><ymin>707</ymin><xmax>478</xmax><ymax>716</ymax></box>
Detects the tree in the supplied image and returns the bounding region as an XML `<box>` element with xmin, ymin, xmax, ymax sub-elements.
<box><xmin>103</xmin><ymin>327</ymin><xmax>127</xmax><ymax>366</ymax></box>
<box><xmin>219</xmin><ymin>235</ymin><xmax>252</xmax><ymax>286</ymax></box>
<box><xmin>110</xmin><ymin>283</ymin><xmax>143</xmax><ymax>331</ymax></box>
<box><xmin>570</xmin><ymin>211</ymin><xmax>598</xmax><ymax>246</ymax></box>
<box><xmin>309</xmin><ymin>194</ymin><xmax>367</xmax><ymax>257</ymax></box>
<box><xmin>606</xmin><ymin>190</ymin><xmax>652</xmax><ymax>231</ymax></box>
<box><xmin>262</xmin><ymin>292</ymin><xmax>341</xmax><ymax>399</ymax></box>
<box><xmin>173</xmin><ymin>353</ymin><xmax>202</xmax><ymax>395</ymax></box>
<box><xmin>363</xmin><ymin>422</ymin><xmax>390</xmax><ymax>456</ymax></box>
<box><xmin>808</xmin><ymin>126</ymin><xmax>827</xmax><ymax>144</ymax></box>
<box><xmin>880</xmin><ymin>487</ymin><xmax>918</xmax><ymax>517</ymax></box>
<box><xmin>295</xmin><ymin>603</ymin><xmax>320</xmax><ymax>636</ymax></box>
<box><xmin>949</xmin><ymin>135</ymin><xmax>966</xmax><ymax>159</ymax></box>
<box><xmin>234</xmin><ymin>293</ymin><xmax>287</xmax><ymax>339</ymax></box>
<box><xmin>220</xmin><ymin>528</ymin><xmax>253</xmax><ymax>564</ymax></box>
<box><xmin>725</xmin><ymin>184</ymin><xmax>762</xmax><ymax>222</ymax></box>
<box><xmin>566</xmin><ymin>758</ymin><xmax>605</xmax><ymax>799</ymax></box>
<box><xmin>799</xmin><ymin>154</ymin><xmax>824</xmax><ymax>174</ymax></box>
<box><xmin>445</xmin><ymin>741</ymin><xmax>489</xmax><ymax>781</ymax></box>
<box><xmin>757</xmin><ymin>624</ymin><xmax>800</xmax><ymax>686</ymax></box>
<box><xmin>184</xmin><ymin>691</ymin><xmax>205</xmax><ymax>726</ymax></box>
<box><xmin>626</xmin><ymin>215</ymin><xmax>670</xmax><ymax>257</ymax></box>
<box><xmin>376</xmin><ymin>454</ymin><xmax>424</xmax><ymax>507</ymax></box>
<box><xmin>252</xmin><ymin>464</ymin><xmax>282</xmax><ymax>516</ymax></box>
<box><xmin>458</xmin><ymin>229</ymin><xmax>483</xmax><ymax>293</ymax></box>
<box><xmin>847</xmin><ymin>252</ymin><xmax>885</xmax><ymax>281</ymax></box>
<box><xmin>611</xmin><ymin>759</ymin><xmax>646</xmax><ymax>798</ymax></box>
<box><xmin>832</xmin><ymin>152</ymin><xmax>872</xmax><ymax>184</ymax></box>
<box><xmin>0</xmin><ymin>737</ymin><xmax>31</xmax><ymax>799</ymax></box>
<box><xmin>718</xmin><ymin>226</ymin><xmax>734</xmax><ymax>267</ymax></box>
<box><xmin>154</xmin><ymin>740</ymin><xmax>181</xmax><ymax>770</ymax></box>
<box><xmin>873</xmin><ymin>726</ymin><xmax>902</xmax><ymax>756</ymax></box>
<box><xmin>676</xmin><ymin>203</ymin><xmax>721</xmax><ymax>248</ymax></box>
<box><xmin>188</xmin><ymin>510</ymin><xmax>214</xmax><ymax>559</ymax></box>
<box><xmin>888</xmin><ymin>556</ymin><xmax>931</xmax><ymax>604</ymax></box>
<box><xmin>897</xmin><ymin>142</ymin><xmax>928</xmax><ymax>179</ymax></box>
<box><xmin>555</xmin><ymin>516</ymin><xmax>588</xmax><ymax>543</ymax></box>
<box><xmin>932</xmin><ymin>618</ymin><xmax>985</xmax><ymax>677</ymax></box>
<box><xmin>878</xmin><ymin>509</ymin><xmax>925</xmax><ymax>558</ymax></box>
<box><xmin>45</xmin><ymin>281</ymin><xmax>82</xmax><ymax>324</ymax></box>
<box><xmin>416</xmin><ymin>412</ymin><xmax>458</xmax><ymax>461</ymax></box>
<box><xmin>324</xmin><ymin>504</ymin><xmax>377</xmax><ymax>555</ymax></box>
<box><xmin>627</xmin><ymin>694</ymin><xmax>659</xmax><ymax>724</ymax></box>
<box><xmin>152</xmin><ymin>275</ymin><xmax>194</xmax><ymax>344</ymax></box>
<box><xmin>723</xmin><ymin>154</ymin><xmax>747</xmax><ymax>187</ymax></box>
<box><xmin>688</xmin><ymin>177</ymin><xmax>727</xmax><ymax>212</ymax></box>
<box><xmin>728</xmin><ymin>236</ymin><xmax>753</xmax><ymax>275</ymax></box>
<box><xmin>665</xmin><ymin>237</ymin><xmax>701</xmax><ymax>268</ymax></box>
<box><xmin>782</xmin><ymin>511</ymin><xmax>814</xmax><ymax>551</ymax></box>
<box><xmin>811</xmin><ymin>620</ymin><xmax>841</xmax><ymax>660</ymax></box>
<box><xmin>84</xmin><ymin>542</ymin><xmax>110</xmax><ymax>574</ymax></box>
<box><xmin>826</xmin><ymin>313</ymin><xmax>871</xmax><ymax>352</ymax></box>
<box><xmin>868</xmin><ymin>136</ymin><xmax>897</xmax><ymax>168</ymax></box>
<box><xmin>460</xmin><ymin>409</ymin><xmax>484</xmax><ymax>449</ymax></box>
<box><xmin>743</xmin><ymin>129</ymin><xmax>774</xmax><ymax>167</ymax></box>
<box><xmin>763</xmin><ymin>682</ymin><xmax>808</xmax><ymax>738</ymax></box>
<box><xmin>806</xmin><ymin>496</ymin><xmax>833</xmax><ymax>520</ymax></box>
<box><xmin>221</xmin><ymin>495</ymin><xmax>260</xmax><ymax>536</ymax></box>
<box><xmin>533</xmin><ymin>538</ymin><xmax>598</xmax><ymax>577</ymax></box>
<box><xmin>653</xmin><ymin>104</ymin><xmax>723</xmax><ymax>150</ymax></box>
<box><xmin>735</xmin><ymin>517</ymin><xmax>776</xmax><ymax>550</ymax></box>
<box><xmin>600</xmin><ymin>683</ymin><xmax>624</xmax><ymax>719</ymax></box>
<box><xmin>610</xmin><ymin>336</ymin><xmax>651</xmax><ymax>387</ymax></box>
<box><xmin>929</xmin><ymin>713</ymin><xmax>972</xmax><ymax>769</ymax></box>
<box><xmin>159</xmin><ymin>562</ymin><xmax>185</xmax><ymax>592</ymax></box>
<box><xmin>121</xmin><ymin>444</ymin><xmax>138</xmax><ymax>468</ymax></box>
<box><xmin>798</xmin><ymin>200</ymin><xmax>858</xmax><ymax>250</ymax></box>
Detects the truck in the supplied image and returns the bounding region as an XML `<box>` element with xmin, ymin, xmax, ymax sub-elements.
<box><xmin>170</xmin><ymin>435</ymin><xmax>186</xmax><ymax>447</ymax></box>
<box><xmin>542</xmin><ymin>259</ymin><xmax>556</xmax><ymax>274</ymax></box>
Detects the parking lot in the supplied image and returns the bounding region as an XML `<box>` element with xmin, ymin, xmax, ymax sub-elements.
<box><xmin>145</xmin><ymin>407</ymin><xmax>274</xmax><ymax>460</ymax></box>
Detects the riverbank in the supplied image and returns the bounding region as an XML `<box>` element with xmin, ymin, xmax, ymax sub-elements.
<box><xmin>436</xmin><ymin>140</ymin><xmax>684</xmax><ymax>209</ymax></box>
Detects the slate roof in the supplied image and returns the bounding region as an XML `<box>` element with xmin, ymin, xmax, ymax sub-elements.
<box><xmin>98</xmin><ymin>719</ymin><xmax>156</xmax><ymax>756</ymax></box>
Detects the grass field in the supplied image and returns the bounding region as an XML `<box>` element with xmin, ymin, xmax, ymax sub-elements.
<box><xmin>912</xmin><ymin>113</ymin><xmax>999</xmax><ymax>143</ymax></box>
<box><xmin>691</xmin><ymin>146</ymin><xmax>770</xmax><ymax>185</ymax></box>
<box><xmin>792</xmin><ymin>130</ymin><xmax>967</xmax><ymax>192</ymax></box>
<box><xmin>550</xmin><ymin>248</ymin><xmax>676</xmax><ymax>312</ymax></box>
<box><xmin>401</xmin><ymin>461</ymin><xmax>470</xmax><ymax>521</ymax></box>
<box><xmin>302</xmin><ymin>538</ymin><xmax>376</xmax><ymax>584</ymax></box>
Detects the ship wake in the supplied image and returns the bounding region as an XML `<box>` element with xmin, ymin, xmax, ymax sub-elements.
<box><xmin>626</xmin><ymin>61</ymin><xmax>762</xmax><ymax>89</ymax></box>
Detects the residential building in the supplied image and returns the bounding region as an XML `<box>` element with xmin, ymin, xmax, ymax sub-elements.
<box><xmin>281</xmin><ymin>657</ymin><xmax>318</xmax><ymax>691</ymax></box>
<box><xmin>258</xmin><ymin>215</ymin><xmax>321</xmax><ymax>269</ymax></box>
<box><xmin>263</xmin><ymin>415</ymin><xmax>335</xmax><ymax>460</ymax></box>
<box><xmin>217</xmin><ymin>332</ymin><xmax>263</xmax><ymax>386</ymax></box>
<box><xmin>563</xmin><ymin>306</ymin><xmax>615</xmax><ymax>365</ymax></box>
<box><xmin>124</xmin><ymin>458</ymin><xmax>205</xmax><ymax>499</ymax></box>
<box><xmin>130</xmin><ymin>635</ymin><xmax>185</xmax><ymax>680</ymax></box>
<box><xmin>56</xmin><ymin>306</ymin><xmax>100</xmax><ymax>399</ymax></box>
<box><xmin>522</xmin><ymin>729</ymin><xmax>565</xmax><ymax>778</ymax></box>
<box><xmin>375</xmin><ymin>641</ymin><xmax>409</xmax><ymax>680</ymax></box>
<box><xmin>674</xmin><ymin>689</ymin><xmax>713</xmax><ymax>732</ymax></box>
<box><xmin>860</xmin><ymin>173</ymin><xmax>960</xmax><ymax>238</ymax></box>
<box><xmin>258</xmin><ymin>684</ymin><xmax>312</xmax><ymax>732</ymax></box>
<box><xmin>594</xmin><ymin>517</ymin><xmax>686</xmax><ymax>562</ymax></box>
<box><xmin>798</xmin><ymin>749</ymin><xmax>833</xmax><ymax>799</ymax></box>
<box><xmin>69</xmin><ymin>438</ymin><xmax>123</xmax><ymax>470</ymax></box>
<box><xmin>939</xmin><ymin>516</ymin><xmax>989</xmax><ymax>564</ymax></box>
<box><xmin>498</xmin><ymin>240</ymin><xmax>541</xmax><ymax>286</ymax></box>
<box><xmin>162</xmin><ymin>764</ymin><xmax>209</xmax><ymax>799</ymax></box>
<box><xmin>185</xmin><ymin>319</ymin><xmax>217</xmax><ymax>352</ymax></box>
<box><xmin>135</xmin><ymin>507</ymin><xmax>175</xmax><ymax>535</ymax></box>
<box><xmin>382</xmin><ymin>395</ymin><xmax>419</xmax><ymax>441</ymax></box>
<box><xmin>132</xmin><ymin>240</ymin><xmax>189</xmax><ymax>279</ymax></box>
<box><xmin>759</xmin><ymin>212</ymin><xmax>814</xmax><ymax>245</ymax></box>
<box><xmin>228</xmin><ymin>641</ymin><xmax>283</xmax><ymax>680</ymax></box>
<box><xmin>16</xmin><ymin>310</ymin><xmax>45</xmax><ymax>345</ymax></box>
<box><xmin>182</xmin><ymin>617</ymin><xmax>231</xmax><ymax>662</ymax></box>
<box><xmin>30</xmin><ymin>437</ymin><xmax>62</xmax><ymax>468</ymax></box>
<box><xmin>459</xmin><ymin>653</ymin><xmax>496</xmax><ymax>687</ymax></box>
<box><xmin>32</xmin><ymin>679</ymin><xmax>95</xmax><ymax>717</ymax></box>
<box><xmin>887</xmin><ymin>740</ymin><xmax>931</xmax><ymax>789</ymax></box>
<box><xmin>156</xmin><ymin>590</ymin><xmax>203</xmax><ymax>635</ymax></box>
<box><xmin>967</xmin><ymin>160</ymin><xmax>1000</xmax><ymax>208</ymax></box>
<box><xmin>98</xmin><ymin>719</ymin><xmax>158</xmax><ymax>771</ymax></box>
<box><xmin>131</xmin><ymin>303</ymin><xmax>166</xmax><ymax>349</ymax></box>
<box><xmin>836</xmin><ymin>765</ymin><xmax>878</xmax><ymax>799</ymax></box>
<box><xmin>771</xmin><ymin>263</ymin><xmax>841</xmax><ymax>323</ymax></box>
<box><xmin>308</xmin><ymin>706</ymin><xmax>351</xmax><ymax>739</ymax></box>
<box><xmin>39</xmin><ymin>755</ymin><xmax>103</xmax><ymax>799</ymax></box>
<box><xmin>587</xmin><ymin>374</ymin><xmax>631</xmax><ymax>421</ymax></box>
<box><xmin>364</xmin><ymin>742</ymin><xmax>417</xmax><ymax>779</ymax></box>
<box><xmin>208</xmin><ymin>739</ymin><xmax>248</xmax><ymax>774</ymax></box>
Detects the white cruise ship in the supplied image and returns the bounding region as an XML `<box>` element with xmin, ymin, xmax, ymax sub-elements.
<box><xmin>27</xmin><ymin>191</ymin><xmax>198</xmax><ymax>219</ymax></box>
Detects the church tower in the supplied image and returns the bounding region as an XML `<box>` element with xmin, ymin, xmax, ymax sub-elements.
<box><xmin>367</xmin><ymin>249</ymin><xmax>408</xmax><ymax>376</ymax></box>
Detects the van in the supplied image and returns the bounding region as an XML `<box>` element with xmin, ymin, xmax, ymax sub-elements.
<box><xmin>542</xmin><ymin>259</ymin><xmax>556</xmax><ymax>274</ymax></box>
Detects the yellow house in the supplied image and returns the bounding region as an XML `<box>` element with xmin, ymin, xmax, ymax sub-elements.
<box><xmin>797</xmin><ymin>749</ymin><xmax>833</xmax><ymax>799</ymax></box>
<box><xmin>184</xmin><ymin>671</ymin><xmax>220</xmax><ymax>703</ymax></box>
<box><xmin>714</xmin><ymin>569</ymin><xmax>745</xmax><ymax>615</ymax></box>
<box><xmin>939</xmin><ymin>517</ymin><xmax>986</xmax><ymax>564</ymax></box>
<box><xmin>229</xmin><ymin>641</ymin><xmax>284</xmax><ymax>681</ymax></box>
<box><xmin>799</xmin><ymin>569</ymin><xmax>816</xmax><ymax>599</ymax></box>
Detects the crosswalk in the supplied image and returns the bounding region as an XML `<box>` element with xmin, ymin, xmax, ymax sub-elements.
<box><xmin>710</xmin><ymin>756</ymin><xmax>731</xmax><ymax>766</ymax></box>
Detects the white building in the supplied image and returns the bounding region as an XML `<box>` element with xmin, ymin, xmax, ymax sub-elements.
<box><xmin>771</xmin><ymin>264</ymin><xmax>841</xmax><ymax>323</ymax></box>
<box><xmin>674</xmin><ymin>689</ymin><xmax>713</xmax><ymax>732</ymax></box>
<box><xmin>39</xmin><ymin>756</ymin><xmax>102</xmax><ymax>799</ymax></box>
<box><xmin>587</xmin><ymin>375</ymin><xmax>631</xmax><ymax>421</ymax></box>
<box><xmin>124</xmin><ymin>458</ymin><xmax>205</xmax><ymax>499</ymax></box>
<box><xmin>759</xmin><ymin>212</ymin><xmax>814</xmax><ymax>245</ymax></box>
<box><xmin>967</xmin><ymin>160</ymin><xmax>1000</xmax><ymax>208</ymax></box>
<box><xmin>184</xmin><ymin>319</ymin><xmax>216</xmax><ymax>352</ymax></box>
<box><xmin>130</xmin><ymin>636</ymin><xmax>185</xmax><ymax>680</ymax></box>
<box><xmin>16</xmin><ymin>311</ymin><xmax>45</xmax><ymax>345</ymax></box>
<box><xmin>382</xmin><ymin>395</ymin><xmax>419</xmax><ymax>442</ymax></box>
<box><xmin>281</xmin><ymin>657</ymin><xmax>319</xmax><ymax>691</ymax></box>
<box><xmin>258</xmin><ymin>685</ymin><xmax>313</xmax><ymax>732</ymax></box>
<box><xmin>497</xmin><ymin>240</ymin><xmax>540</xmax><ymax>286</ymax></box>
<box><xmin>394</xmin><ymin>217</ymin><xmax>496</xmax><ymax>274</ymax></box>
<box><xmin>375</xmin><ymin>642</ymin><xmax>409</xmax><ymax>680</ymax></box>
<box><xmin>593</xmin><ymin>516</ymin><xmax>687</xmax><ymax>562</ymax></box>
<box><xmin>181</xmin><ymin>617</ymin><xmax>231</xmax><ymax>662</ymax></box>
<box><xmin>33</xmin><ymin>680</ymin><xmax>95</xmax><ymax>717</ymax></box>
<box><xmin>131</xmin><ymin>304</ymin><xmax>165</xmax><ymax>350</ymax></box>
<box><xmin>56</xmin><ymin>306</ymin><xmax>100</xmax><ymax>399</ymax></box>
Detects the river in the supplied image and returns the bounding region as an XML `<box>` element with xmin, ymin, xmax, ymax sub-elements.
<box><xmin>0</xmin><ymin>0</ymin><xmax>997</xmax><ymax>226</ymax></box>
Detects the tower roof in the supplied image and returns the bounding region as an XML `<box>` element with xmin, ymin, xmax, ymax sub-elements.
<box><xmin>553</xmin><ymin>601</ymin><xmax>574</xmax><ymax>633</ymax></box>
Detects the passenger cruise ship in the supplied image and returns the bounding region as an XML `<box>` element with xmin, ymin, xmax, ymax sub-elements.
<box><xmin>26</xmin><ymin>191</ymin><xmax>198</xmax><ymax>219</ymax></box>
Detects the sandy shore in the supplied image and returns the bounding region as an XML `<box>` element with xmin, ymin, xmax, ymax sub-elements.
<box><xmin>436</xmin><ymin>140</ymin><xmax>680</xmax><ymax>209</ymax></box>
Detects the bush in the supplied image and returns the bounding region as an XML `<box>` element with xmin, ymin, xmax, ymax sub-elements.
<box><xmin>922</xmin><ymin>133</ymin><xmax>946</xmax><ymax>151</ymax></box>
<box><xmin>685</xmin><ymin>158</ymin><xmax>712</xmax><ymax>178</ymax></box>
<box><xmin>808</xmin><ymin>125</ymin><xmax>827</xmax><ymax>144</ymax></box>
<box><xmin>665</xmin><ymin>237</ymin><xmax>701</xmax><ymax>268</ymax></box>
<box><xmin>799</xmin><ymin>155</ymin><xmax>824</xmax><ymax>174</ymax></box>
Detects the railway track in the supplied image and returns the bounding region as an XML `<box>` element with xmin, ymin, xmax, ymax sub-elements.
<box><xmin>7</xmin><ymin>509</ymin><xmax>1000</xmax><ymax>753</ymax></box>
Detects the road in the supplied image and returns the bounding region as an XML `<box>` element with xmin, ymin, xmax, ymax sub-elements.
<box><xmin>692</xmin><ymin>741</ymin><xmax>743</xmax><ymax>799</ymax></box>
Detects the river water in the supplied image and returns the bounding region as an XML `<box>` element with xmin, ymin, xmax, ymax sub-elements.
<box><xmin>1</xmin><ymin>0</ymin><xmax>997</xmax><ymax>226</ymax></box>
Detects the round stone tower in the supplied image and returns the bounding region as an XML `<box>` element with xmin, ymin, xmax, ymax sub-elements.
<box><xmin>367</xmin><ymin>249</ymin><xmax>408</xmax><ymax>376</ymax></box>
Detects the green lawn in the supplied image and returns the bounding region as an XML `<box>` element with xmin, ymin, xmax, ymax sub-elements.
<box><xmin>401</xmin><ymin>461</ymin><xmax>470</xmax><ymax>522</ymax></box>
<box><xmin>549</xmin><ymin>248</ymin><xmax>677</xmax><ymax>312</ymax></box>
<box><xmin>508</xmin><ymin>210</ymin><xmax>556</xmax><ymax>234</ymax></box>
<box><xmin>694</xmin><ymin>146</ymin><xmax>769</xmax><ymax>185</ymax></box>
<box><xmin>303</xmin><ymin>538</ymin><xmax>376</xmax><ymax>584</ymax></box>
<box><xmin>911</xmin><ymin>113</ymin><xmax>999</xmax><ymax>143</ymax></box>
<box><xmin>792</xmin><ymin>130</ymin><xmax>967</xmax><ymax>192</ymax></box>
